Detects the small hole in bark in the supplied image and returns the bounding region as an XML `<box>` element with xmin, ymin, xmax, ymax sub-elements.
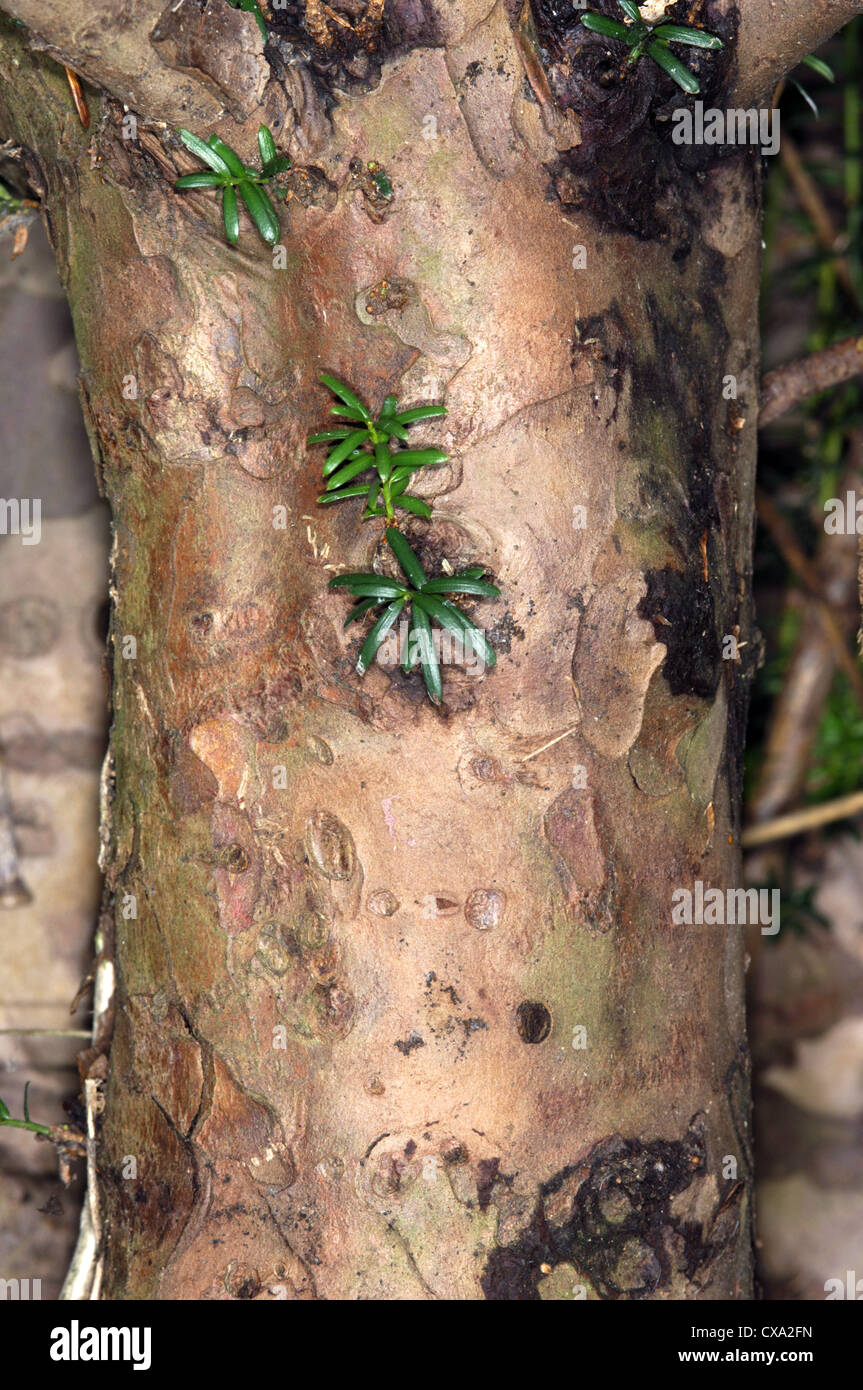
<box><xmin>223</xmin><ymin>843</ymin><xmax>249</xmax><ymax>873</ymax></box>
<box><xmin>516</xmin><ymin>1001</ymin><xmax>551</xmax><ymax>1044</ymax></box>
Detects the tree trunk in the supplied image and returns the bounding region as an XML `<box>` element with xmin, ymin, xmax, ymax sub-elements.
<box><xmin>1</xmin><ymin>0</ymin><xmax>857</xmax><ymax>1301</ymax></box>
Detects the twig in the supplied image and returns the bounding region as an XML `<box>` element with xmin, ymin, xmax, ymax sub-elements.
<box><xmin>518</xmin><ymin>722</ymin><xmax>581</xmax><ymax>763</ymax></box>
<box><xmin>780</xmin><ymin>135</ymin><xmax>863</xmax><ymax>313</ymax></box>
<box><xmin>742</xmin><ymin>789</ymin><xmax>863</xmax><ymax>847</ymax></box>
<box><xmin>0</xmin><ymin>1028</ymin><xmax>91</xmax><ymax>1038</ymax></box>
<box><xmin>756</xmin><ymin>487</ymin><xmax>863</xmax><ymax>708</ymax></box>
<box><xmin>63</xmin><ymin>68</ymin><xmax>89</xmax><ymax>129</ymax></box>
<box><xmin>760</xmin><ymin>336</ymin><xmax>863</xmax><ymax>426</ymax></box>
<box><xmin>0</xmin><ymin>761</ymin><xmax>31</xmax><ymax>908</ymax></box>
<box><xmin>750</xmin><ymin>446</ymin><xmax>863</xmax><ymax>823</ymax></box>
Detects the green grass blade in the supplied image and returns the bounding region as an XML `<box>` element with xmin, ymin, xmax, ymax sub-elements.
<box><xmin>647</xmin><ymin>39</ymin><xmax>701</xmax><ymax>92</ymax></box>
<box><xmin>207</xmin><ymin>135</ymin><xmax>246</xmax><ymax>177</ymax></box>
<box><xmin>357</xmin><ymin>599</ymin><xmax>405</xmax><ymax>675</ymax></box>
<box><xmin>325</xmin><ymin>455</ymin><xmax>375</xmax><ymax>491</ymax></box>
<box><xmin>653</xmin><ymin>24</ymin><xmax>723</xmax><ymax>49</ymax></box>
<box><xmin>386</xmin><ymin>526</ymin><xmax>427</xmax><ymax>589</ymax></box>
<box><xmin>222</xmin><ymin>183</ymin><xmax>240</xmax><ymax>243</ymax></box>
<box><xmin>322</xmin><ymin>429</ymin><xmax>370</xmax><ymax>475</ymax></box>
<box><xmin>238</xmin><ymin>180</ymin><xmax>280</xmax><ymax>244</ymax></box>
<box><xmin>179</xmin><ymin>129</ymin><xmax>231</xmax><ymax>174</ymax></box>
<box><xmin>416</xmin><ymin>594</ymin><xmax>497</xmax><ymax>669</ymax></box>
<box><xmin>421</xmin><ymin>576</ymin><xmax>500</xmax><ymax>597</ymax></box>
<box><xmin>580</xmin><ymin>13</ymin><xmax>632</xmax><ymax>42</ymax></box>
<box><xmin>801</xmin><ymin>54</ymin><xmax>835</xmax><ymax>81</ymax></box>
<box><xmin>396</xmin><ymin>495</ymin><xmax>432</xmax><ymax>519</ymax></box>
<box><xmin>308</xmin><ymin>428</ymin><xmax>353</xmax><ymax>443</ymax></box>
<box><xmin>393</xmin><ymin>405</ymin><xmax>447</xmax><ymax>423</ymax></box>
<box><xmin>788</xmin><ymin>77</ymin><xmax>819</xmax><ymax>117</ymax></box>
<box><xmin>320</xmin><ymin>374</ymin><xmax>371</xmax><ymax>422</ymax></box>
<box><xmin>175</xmin><ymin>172</ymin><xmax>226</xmax><ymax>189</ymax></box>
<box><xmin>317</xmin><ymin>483</ymin><xmax>371</xmax><ymax>504</ymax></box>
<box><xmin>409</xmin><ymin>604</ymin><xmax>442</xmax><ymax>703</ymax></box>
<box><xmin>258</xmin><ymin>124</ymin><xmax>277</xmax><ymax>168</ymax></box>
<box><xmin>390</xmin><ymin>448</ymin><xmax>448</xmax><ymax>467</ymax></box>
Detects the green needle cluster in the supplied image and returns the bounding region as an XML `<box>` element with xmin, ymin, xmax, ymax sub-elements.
<box><xmin>174</xmin><ymin>125</ymin><xmax>290</xmax><ymax>246</ymax></box>
<box><xmin>0</xmin><ymin>1082</ymin><xmax>51</xmax><ymax>1137</ymax></box>
<box><xmin>310</xmin><ymin>374</ymin><xmax>448</xmax><ymax>524</ymax></box>
<box><xmin>331</xmin><ymin>527</ymin><xmax>500</xmax><ymax>705</ymax></box>
<box><xmin>580</xmin><ymin>2</ymin><xmax>724</xmax><ymax>95</ymax></box>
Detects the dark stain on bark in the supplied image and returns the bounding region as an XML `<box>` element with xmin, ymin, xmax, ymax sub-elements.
<box><xmin>528</xmin><ymin>0</ymin><xmax>739</xmax><ymax>238</ymax></box>
<box><xmin>726</xmin><ymin>1038</ymin><xmax>754</xmax><ymax>1174</ymax></box>
<box><xmin>266</xmin><ymin>0</ymin><xmax>441</xmax><ymax>98</ymax></box>
<box><xmin>571</xmin><ymin>303</ymin><xmax>630</xmax><ymax>418</ymax></box>
<box><xmin>575</xmin><ymin>282</ymin><xmax>728</xmax><ymax>544</ymax></box>
<box><xmin>574</xmin><ymin>266</ymin><xmax>745</xmax><ymax>711</ymax></box>
<box><xmin>641</xmin><ymin>566</ymin><xmax>720</xmax><ymax>699</ymax></box>
<box><xmin>483</xmin><ymin>1117</ymin><xmax>730</xmax><ymax>1299</ymax></box>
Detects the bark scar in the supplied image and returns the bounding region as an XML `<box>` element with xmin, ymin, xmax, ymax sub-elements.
<box><xmin>572</xmin><ymin>573</ymin><xmax>665</xmax><ymax>759</ymax></box>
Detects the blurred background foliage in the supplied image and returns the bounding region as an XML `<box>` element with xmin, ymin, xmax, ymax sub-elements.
<box><xmin>753</xmin><ymin>17</ymin><xmax>863</xmax><ymax>813</ymax></box>
<box><xmin>750</xmin><ymin>16</ymin><xmax>863</xmax><ymax>1301</ymax></box>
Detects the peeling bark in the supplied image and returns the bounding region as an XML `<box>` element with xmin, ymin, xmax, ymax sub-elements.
<box><xmin>0</xmin><ymin>0</ymin><xmax>853</xmax><ymax>1300</ymax></box>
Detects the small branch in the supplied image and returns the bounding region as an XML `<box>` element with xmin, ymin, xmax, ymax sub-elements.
<box><xmin>518</xmin><ymin>722</ymin><xmax>580</xmax><ymax>763</ymax></box>
<box><xmin>0</xmin><ymin>760</ymin><xmax>31</xmax><ymax>908</ymax></box>
<box><xmin>0</xmin><ymin>1028</ymin><xmax>91</xmax><ymax>1037</ymax></box>
<box><xmin>749</xmin><ymin>444</ymin><xmax>863</xmax><ymax>824</ymax></box>
<box><xmin>733</xmin><ymin>0</ymin><xmax>863</xmax><ymax>107</ymax></box>
<box><xmin>755</xmin><ymin>487</ymin><xmax>863</xmax><ymax>708</ymax></box>
<box><xmin>742</xmin><ymin>788</ymin><xmax>863</xmax><ymax>847</ymax></box>
<box><xmin>780</xmin><ymin>137</ymin><xmax>863</xmax><ymax>313</ymax></box>
<box><xmin>760</xmin><ymin>336</ymin><xmax>863</xmax><ymax>426</ymax></box>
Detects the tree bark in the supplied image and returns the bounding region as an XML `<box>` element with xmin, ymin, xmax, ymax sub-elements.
<box><xmin>1</xmin><ymin>0</ymin><xmax>852</xmax><ymax>1301</ymax></box>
